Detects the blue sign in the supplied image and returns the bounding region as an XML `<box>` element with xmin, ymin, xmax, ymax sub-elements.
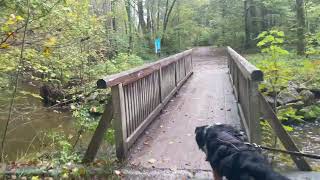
<box><xmin>155</xmin><ymin>38</ymin><xmax>161</xmax><ymax>54</ymax></box>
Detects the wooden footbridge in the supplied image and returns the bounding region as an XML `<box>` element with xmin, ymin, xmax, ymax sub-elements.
<box><xmin>86</xmin><ymin>47</ymin><xmax>318</xmax><ymax>179</ymax></box>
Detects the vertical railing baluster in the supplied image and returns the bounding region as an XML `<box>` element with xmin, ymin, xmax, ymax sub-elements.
<box><xmin>127</xmin><ymin>83</ymin><xmax>133</xmax><ymax>136</ymax></box>
<box><xmin>159</xmin><ymin>68</ymin><xmax>163</xmax><ymax>103</ymax></box>
<box><xmin>124</xmin><ymin>86</ymin><xmax>130</xmax><ymax>137</ymax></box>
<box><xmin>175</xmin><ymin>61</ymin><xmax>178</xmax><ymax>86</ymax></box>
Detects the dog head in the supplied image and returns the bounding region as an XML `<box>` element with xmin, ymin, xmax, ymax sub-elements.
<box><xmin>195</xmin><ymin>125</ymin><xmax>210</xmax><ymax>153</ymax></box>
<box><xmin>195</xmin><ymin>123</ymin><xmax>247</xmax><ymax>154</ymax></box>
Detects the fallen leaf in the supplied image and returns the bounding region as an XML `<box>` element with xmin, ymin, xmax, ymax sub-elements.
<box><xmin>170</xmin><ymin>166</ymin><xmax>177</xmax><ymax>171</ymax></box>
<box><xmin>130</xmin><ymin>161</ymin><xmax>140</xmax><ymax>166</ymax></box>
<box><xmin>68</xmin><ymin>134</ymin><xmax>73</xmax><ymax>139</ymax></box>
<box><xmin>148</xmin><ymin>158</ymin><xmax>156</xmax><ymax>164</ymax></box>
<box><xmin>143</xmin><ymin>141</ymin><xmax>149</xmax><ymax>145</ymax></box>
<box><xmin>169</xmin><ymin>141</ymin><xmax>174</xmax><ymax>144</ymax></box>
<box><xmin>114</xmin><ymin>170</ymin><xmax>121</xmax><ymax>176</ymax></box>
<box><xmin>90</xmin><ymin>106</ymin><xmax>97</xmax><ymax>113</ymax></box>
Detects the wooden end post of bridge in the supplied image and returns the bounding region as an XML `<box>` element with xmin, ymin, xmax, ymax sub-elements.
<box><xmin>112</xmin><ymin>83</ymin><xmax>128</xmax><ymax>160</ymax></box>
<box><xmin>248</xmin><ymin>80</ymin><xmax>261</xmax><ymax>144</ymax></box>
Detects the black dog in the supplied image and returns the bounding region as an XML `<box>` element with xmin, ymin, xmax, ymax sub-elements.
<box><xmin>195</xmin><ymin>124</ymin><xmax>289</xmax><ymax>180</ymax></box>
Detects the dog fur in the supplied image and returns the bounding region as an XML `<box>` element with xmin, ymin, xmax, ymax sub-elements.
<box><xmin>195</xmin><ymin>124</ymin><xmax>289</xmax><ymax>180</ymax></box>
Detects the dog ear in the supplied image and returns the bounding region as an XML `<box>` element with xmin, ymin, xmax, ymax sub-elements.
<box><xmin>195</xmin><ymin>126</ymin><xmax>206</xmax><ymax>149</ymax></box>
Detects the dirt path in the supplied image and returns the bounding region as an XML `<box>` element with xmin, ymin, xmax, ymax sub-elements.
<box><xmin>121</xmin><ymin>47</ymin><xmax>241</xmax><ymax>179</ymax></box>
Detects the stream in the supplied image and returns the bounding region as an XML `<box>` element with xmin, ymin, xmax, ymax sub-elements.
<box><xmin>291</xmin><ymin>121</ymin><xmax>320</xmax><ymax>168</ymax></box>
<box><xmin>0</xmin><ymin>83</ymin><xmax>74</xmax><ymax>161</ymax></box>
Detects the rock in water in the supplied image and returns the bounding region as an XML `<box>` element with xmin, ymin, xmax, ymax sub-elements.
<box><xmin>300</xmin><ymin>90</ymin><xmax>316</xmax><ymax>105</ymax></box>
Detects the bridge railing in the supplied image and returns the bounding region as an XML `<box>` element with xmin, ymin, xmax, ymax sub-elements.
<box><xmin>227</xmin><ymin>47</ymin><xmax>312</xmax><ymax>171</ymax></box>
<box><xmin>97</xmin><ymin>50</ymin><xmax>193</xmax><ymax>159</ymax></box>
<box><xmin>227</xmin><ymin>47</ymin><xmax>263</xmax><ymax>144</ymax></box>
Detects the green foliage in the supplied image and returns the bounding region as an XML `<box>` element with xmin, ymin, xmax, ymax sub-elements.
<box><xmin>72</xmin><ymin>105</ymin><xmax>99</xmax><ymax>131</ymax></box>
<box><xmin>256</xmin><ymin>59</ymin><xmax>292</xmax><ymax>93</ymax></box>
<box><xmin>278</xmin><ymin>107</ymin><xmax>304</xmax><ymax>125</ymax></box>
<box><xmin>46</xmin><ymin>131</ymin><xmax>81</xmax><ymax>164</ymax></box>
<box><xmin>260</xmin><ymin>120</ymin><xmax>274</xmax><ymax>147</ymax></box>
<box><xmin>257</xmin><ymin>30</ymin><xmax>288</xmax><ymax>55</ymax></box>
<box><xmin>256</xmin><ymin>30</ymin><xmax>291</xmax><ymax>94</ymax></box>
<box><xmin>110</xmin><ymin>53</ymin><xmax>144</xmax><ymax>71</ymax></box>
<box><xmin>298</xmin><ymin>105</ymin><xmax>320</xmax><ymax>121</ymax></box>
<box><xmin>306</xmin><ymin>32</ymin><xmax>320</xmax><ymax>56</ymax></box>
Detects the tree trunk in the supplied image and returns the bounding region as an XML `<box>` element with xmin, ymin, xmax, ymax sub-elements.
<box><xmin>111</xmin><ymin>0</ymin><xmax>116</xmax><ymax>31</ymax></box>
<box><xmin>157</xmin><ymin>0</ymin><xmax>160</xmax><ymax>32</ymax></box>
<box><xmin>163</xmin><ymin>0</ymin><xmax>177</xmax><ymax>34</ymax></box>
<box><xmin>138</xmin><ymin>0</ymin><xmax>147</xmax><ymax>35</ymax></box>
<box><xmin>244</xmin><ymin>0</ymin><xmax>263</xmax><ymax>49</ymax></box>
<box><xmin>220</xmin><ymin>0</ymin><xmax>226</xmax><ymax>45</ymax></box>
<box><xmin>125</xmin><ymin>0</ymin><xmax>133</xmax><ymax>52</ymax></box>
<box><xmin>296</xmin><ymin>0</ymin><xmax>306</xmax><ymax>55</ymax></box>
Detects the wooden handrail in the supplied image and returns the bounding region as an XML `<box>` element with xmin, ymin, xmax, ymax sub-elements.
<box><xmin>97</xmin><ymin>49</ymin><xmax>192</xmax><ymax>88</ymax></box>
<box><xmin>227</xmin><ymin>47</ymin><xmax>263</xmax><ymax>144</ymax></box>
<box><xmin>227</xmin><ymin>47</ymin><xmax>263</xmax><ymax>81</ymax></box>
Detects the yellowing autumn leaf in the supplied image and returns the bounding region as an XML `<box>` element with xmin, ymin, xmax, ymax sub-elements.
<box><xmin>0</xmin><ymin>43</ymin><xmax>10</xmax><ymax>49</ymax></box>
<box><xmin>44</xmin><ymin>37</ymin><xmax>57</xmax><ymax>47</ymax></box>
<box><xmin>5</xmin><ymin>18</ymin><xmax>15</xmax><ymax>25</ymax></box>
<box><xmin>16</xmin><ymin>15</ymin><xmax>24</xmax><ymax>21</ymax></box>
<box><xmin>43</xmin><ymin>47</ymin><xmax>52</xmax><ymax>57</ymax></box>
<box><xmin>1</xmin><ymin>25</ymin><xmax>10</xmax><ymax>32</ymax></box>
<box><xmin>31</xmin><ymin>176</ymin><xmax>39</xmax><ymax>180</ymax></box>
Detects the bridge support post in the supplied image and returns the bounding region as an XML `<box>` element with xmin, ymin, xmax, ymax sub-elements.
<box><xmin>248</xmin><ymin>81</ymin><xmax>261</xmax><ymax>144</ymax></box>
<box><xmin>112</xmin><ymin>83</ymin><xmax>128</xmax><ymax>160</ymax></box>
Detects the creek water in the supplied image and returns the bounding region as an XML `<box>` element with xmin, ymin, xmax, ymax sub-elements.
<box><xmin>291</xmin><ymin>121</ymin><xmax>320</xmax><ymax>168</ymax></box>
<box><xmin>0</xmin><ymin>83</ymin><xmax>74</xmax><ymax>161</ymax></box>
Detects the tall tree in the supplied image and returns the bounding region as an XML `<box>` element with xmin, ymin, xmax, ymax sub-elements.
<box><xmin>163</xmin><ymin>0</ymin><xmax>177</xmax><ymax>35</ymax></box>
<box><xmin>296</xmin><ymin>0</ymin><xmax>306</xmax><ymax>55</ymax></box>
<box><xmin>244</xmin><ymin>0</ymin><xmax>264</xmax><ymax>49</ymax></box>
<box><xmin>125</xmin><ymin>0</ymin><xmax>133</xmax><ymax>52</ymax></box>
<box><xmin>137</xmin><ymin>0</ymin><xmax>147</xmax><ymax>34</ymax></box>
